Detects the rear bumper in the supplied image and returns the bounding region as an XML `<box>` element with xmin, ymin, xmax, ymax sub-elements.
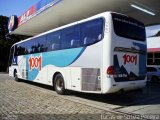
<box><xmin>103</xmin><ymin>80</ymin><xmax>147</xmax><ymax>94</ymax></box>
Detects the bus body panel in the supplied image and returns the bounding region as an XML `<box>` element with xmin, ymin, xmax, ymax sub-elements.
<box><xmin>13</xmin><ymin>40</ymin><xmax>103</xmax><ymax>92</ymax></box>
<box><xmin>9</xmin><ymin>12</ymin><xmax>146</xmax><ymax>94</ymax></box>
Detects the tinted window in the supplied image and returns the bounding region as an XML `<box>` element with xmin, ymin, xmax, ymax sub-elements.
<box><xmin>17</xmin><ymin>42</ymin><xmax>26</xmax><ymax>55</ymax></box>
<box><xmin>15</xmin><ymin>40</ymin><xmax>36</xmax><ymax>55</ymax></box>
<box><xmin>154</xmin><ymin>59</ymin><xmax>160</xmax><ymax>65</ymax></box>
<box><xmin>147</xmin><ymin>59</ymin><xmax>154</xmax><ymax>65</ymax></box>
<box><xmin>147</xmin><ymin>67</ymin><xmax>157</xmax><ymax>72</ymax></box>
<box><xmin>46</xmin><ymin>31</ymin><xmax>61</xmax><ymax>51</ymax></box>
<box><xmin>147</xmin><ymin>52</ymin><xmax>160</xmax><ymax>65</ymax></box>
<box><xmin>61</xmin><ymin>26</ymin><xmax>80</xmax><ymax>49</ymax></box>
<box><xmin>155</xmin><ymin>53</ymin><xmax>160</xmax><ymax>58</ymax></box>
<box><xmin>16</xmin><ymin>36</ymin><xmax>52</xmax><ymax>55</ymax></box>
<box><xmin>148</xmin><ymin>53</ymin><xmax>153</xmax><ymax>58</ymax></box>
<box><xmin>81</xmin><ymin>18</ymin><xmax>103</xmax><ymax>46</ymax></box>
<box><xmin>14</xmin><ymin>18</ymin><xmax>104</xmax><ymax>54</ymax></box>
<box><xmin>35</xmin><ymin>36</ymin><xmax>47</xmax><ymax>53</ymax></box>
<box><xmin>25</xmin><ymin>40</ymin><xmax>35</xmax><ymax>54</ymax></box>
<box><xmin>112</xmin><ymin>13</ymin><xmax>146</xmax><ymax>41</ymax></box>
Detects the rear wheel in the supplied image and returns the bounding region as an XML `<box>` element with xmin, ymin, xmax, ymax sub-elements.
<box><xmin>54</xmin><ymin>74</ymin><xmax>66</xmax><ymax>95</ymax></box>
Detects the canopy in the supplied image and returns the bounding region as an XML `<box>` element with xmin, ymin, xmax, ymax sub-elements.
<box><xmin>9</xmin><ymin>0</ymin><xmax>160</xmax><ymax>36</ymax></box>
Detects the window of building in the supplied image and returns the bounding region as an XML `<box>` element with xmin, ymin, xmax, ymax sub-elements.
<box><xmin>147</xmin><ymin>67</ymin><xmax>157</xmax><ymax>72</ymax></box>
<box><xmin>147</xmin><ymin>52</ymin><xmax>160</xmax><ymax>65</ymax></box>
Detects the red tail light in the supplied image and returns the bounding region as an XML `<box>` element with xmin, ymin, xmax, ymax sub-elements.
<box><xmin>107</xmin><ymin>66</ymin><xmax>115</xmax><ymax>75</ymax></box>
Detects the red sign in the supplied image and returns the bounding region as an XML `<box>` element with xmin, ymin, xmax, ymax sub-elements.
<box><xmin>18</xmin><ymin>6</ymin><xmax>36</xmax><ymax>26</ymax></box>
<box><xmin>29</xmin><ymin>55</ymin><xmax>42</xmax><ymax>71</ymax></box>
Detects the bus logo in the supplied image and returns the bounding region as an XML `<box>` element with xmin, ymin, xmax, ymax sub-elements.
<box><xmin>28</xmin><ymin>54</ymin><xmax>42</xmax><ymax>71</ymax></box>
<box><xmin>123</xmin><ymin>54</ymin><xmax>137</xmax><ymax>65</ymax></box>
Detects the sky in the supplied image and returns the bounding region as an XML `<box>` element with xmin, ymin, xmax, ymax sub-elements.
<box><xmin>0</xmin><ymin>0</ymin><xmax>40</xmax><ymax>17</ymax></box>
<box><xmin>0</xmin><ymin>0</ymin><xmax>159</xmax><ymax>37</ymax></box>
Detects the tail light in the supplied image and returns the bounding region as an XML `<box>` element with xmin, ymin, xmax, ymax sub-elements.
<box><xmin>107</xmin><ymin>66</ymin><xmax>115</xmax><ymax>75</ymax></box>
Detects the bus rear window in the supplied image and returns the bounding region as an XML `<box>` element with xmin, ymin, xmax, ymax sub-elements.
<box><xmin>112</xmin><ymin>13</ymin><xmax>146</xmax><ymax>41</ymax></box>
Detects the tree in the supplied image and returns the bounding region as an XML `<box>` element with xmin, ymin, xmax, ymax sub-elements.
<box><xmin>0</xmin><ymin>15</ymin><xmax>29</xmax><ymax>72</ymax></box>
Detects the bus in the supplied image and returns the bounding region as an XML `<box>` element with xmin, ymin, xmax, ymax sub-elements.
<box><xmin>9</xmin><ymin>12</ymin><xmax>147</xmax><ymax>95</ymax></box>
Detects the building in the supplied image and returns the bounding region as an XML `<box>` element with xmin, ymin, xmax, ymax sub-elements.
<box><xmin>147</xmin><ymin>36</ymin><xmax>160</xmax><ymax>65</ymax></box>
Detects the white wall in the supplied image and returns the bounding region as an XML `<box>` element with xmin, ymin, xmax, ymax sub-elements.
<box><xmin>147</xmin><ymin>37</ymin><xmax>160</xmax><ymax>49</ymax></box>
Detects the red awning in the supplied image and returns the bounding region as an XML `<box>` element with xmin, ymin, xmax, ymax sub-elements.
<box><xmin>147</xmin><ymin>48</ymin><xmax>160</xmax><ymax>52</ymax></box>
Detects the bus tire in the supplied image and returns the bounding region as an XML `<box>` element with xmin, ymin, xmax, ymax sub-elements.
<box><xmin>54</xmin><ymin>73</ymin><xmax>66</xmax><ymax>95</ymax></box>
<box><xmin>14</xmin><ymin>70</ymin><xmax>20</xmax><ymax>82</ymax></box>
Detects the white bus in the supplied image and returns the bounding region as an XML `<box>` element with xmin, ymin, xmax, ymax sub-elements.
<box><xmin>9</xmin><ymin>12</ymin><xmax>147</xmax><ymax>94</ymax></box>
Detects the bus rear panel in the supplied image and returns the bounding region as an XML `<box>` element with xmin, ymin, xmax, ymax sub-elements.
<box><xmin>103</xmin><ymin>12</ymin><xmax>146</xmax><ymax>93</ymax></box>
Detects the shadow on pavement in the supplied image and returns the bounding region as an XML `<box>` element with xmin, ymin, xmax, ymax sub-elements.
<box><xmin>20</xmin><ymin>80</ymin><xmax>160</xmax><ymax>107</ymax></box>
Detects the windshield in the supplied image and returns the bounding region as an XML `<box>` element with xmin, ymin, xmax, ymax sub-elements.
<box><xmin>112</xmin><ymin>13</ymin><xmax>146</xmax><ymax>41</ymax></box>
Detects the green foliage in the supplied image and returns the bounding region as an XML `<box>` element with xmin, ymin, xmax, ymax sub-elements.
<box><xmin>0</xmin><ymin>16</ymin><xmax>29</xmax><ymax>72</ymax></box>
<box><xmin>0</xmin><ymin>15</ymin><xmax>8</xmax><ymax>40</ymax></box>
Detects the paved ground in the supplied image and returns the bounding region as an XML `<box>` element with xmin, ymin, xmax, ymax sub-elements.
<box><xmin>0</xmin><ymin>74</ymin><xmax>115</xmax><ymax>120</ymax></box>
<box><xmin>1</xmin><ymin>73</ymin><xmax>160</xmax><ymax>120</ymax></box>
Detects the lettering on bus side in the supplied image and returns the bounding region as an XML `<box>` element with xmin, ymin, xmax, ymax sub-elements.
<box><xmin>123</xmin><ymin>54</ymin><xmax>137</xmax><ymax>65</ymax></box>
<box><xmin>28</xmin><ymin>54</ymin><xmax>42</xmax><ymax>71</ymax></box>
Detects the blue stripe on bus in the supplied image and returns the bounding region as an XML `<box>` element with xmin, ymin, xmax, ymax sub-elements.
<box><xmin>26</xmin><ymin>47</ymin><xmax>86</xmax><ymax>81</ymax></box>
<box><xmin>42</xmin><ymin>47</ymin><xmax>86</xmax><ymax>67</ymax></box>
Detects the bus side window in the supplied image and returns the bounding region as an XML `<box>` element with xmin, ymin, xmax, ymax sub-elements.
<box><xmin>46</xmin><ymin>31</ymin><xmax>60</xmax><ymax>51</ymax></box>
<box><xmin>71</xmin><ymin>39</ymin><xmax>79</xmax><ymax>47</ymax></box>
<box><xmin>23</xmin><ymin>39</ymin><xmax>36</xmax><ymax>54</ymax></box>
<box><xmin>81</xmin><ymin>18</ymin><xmax>103</xmax><ymax>46</ymax></box>
<box><xmin>35</xmin><ymin>36</ymin><xmax>47</xmax><ymax>53</ymax></box>
<box><xmin>61</xmin><ymin>25</ymin><xmax>80</xmax><ymax>49</ymax></box>
<box><xmin>17</xmin><ymin>43</ymin><xmax>26</xmax><ymax>55</ymax></box>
